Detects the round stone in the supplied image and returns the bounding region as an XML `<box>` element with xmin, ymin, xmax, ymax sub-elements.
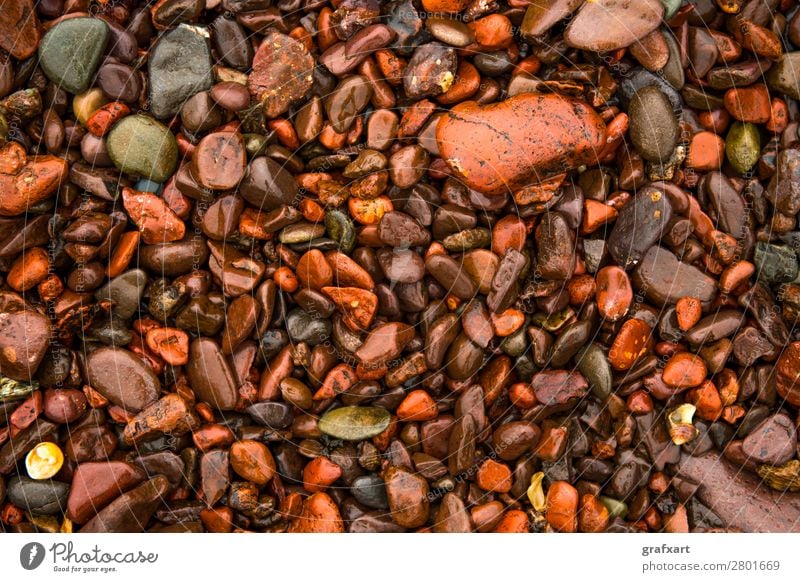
<box><xmin>106</xmin><ymin>115</ymin><xmax>178</xmax><ymax>183</ymax></box>
<box><xmin>318</xmin><ymin>406</ymin><xmax>392</xmax><ymax>441</ymax></box>
<box><xmin>38</xmin><ymin>18</ymin><xmax>109</xmax><ymax>94</ymax></box>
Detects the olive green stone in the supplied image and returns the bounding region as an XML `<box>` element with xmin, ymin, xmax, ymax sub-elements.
<box><xmin>726</xmin><ymin>122</ymin><xmax>760</xmax><ymax>174</ymax></box>
<box><xmin>767</xmin><ymin>52</ymin><xmax>800</xmax><ymax>100</ymax></box>
<box><xmin>38</xmin><ymin>18</ymin><xmax>109</xmax><ymax>94</ymax></box>
<box><xmin>628</xmin><ymin>86</ymin><xmax>679</xmax><ymax>163</ymax></box>
<box><xmin>576</xmin><ymin>342</ymin><xmax>613</xmax><ymax>399</ymax></box>
<box><xmin>106</xmin><ymin>115</ymin><xmax>178</xmax><ymax>183</ymax></box>
<box><xmin>754</xmin><ymin>242</ymin><xmax>799</xmax><ymax>284</ymax></box>
<box><xmin>318</xmin><ymin>406</ymin><xmax>391</xmax><ymax>441</ymax></box>
<box><xmin>325</xmin><ymin>209</ymin><xmax>356</xmax><ymax>253</ymax></box>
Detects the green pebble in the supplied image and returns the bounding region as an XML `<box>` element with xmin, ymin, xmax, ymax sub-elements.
<box><xmin>38</xmin><ymin>18</ymin><xmax>109</xmax><ymax>94</ymax></box>
<box><xmin>726</xmin><ymin>122</ymin><xmax>760</xmax><ymax>174</ymax></box>
<box><xmin>106</xmin><ymin>115</ymin><xmax>178</xmax><ymax>183</ymax></box>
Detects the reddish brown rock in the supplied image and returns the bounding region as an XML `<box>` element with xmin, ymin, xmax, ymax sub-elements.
<box><xmin>0</xmin><ymin>0</ymin><xmax>40</xmax><ymax>60</ymax></box>
<box><xmin>436</xmin><ymin>93</ymin><xmax>606</xmax><ymax>196</ymax></box>
<box><xmin>67</xmin><ymin>461</ymin><xmax>146</xmax><ymax>524</ymax></box>
<box><xmin>676</xmin><ymin>453</ymin><xmax>800</xmax><ymax>532</ymax></box>
<box><xmin>0</xmin><ymin>156</ymin><xmax>68</xmax><ymax>217</ymax></box>
<box><xmin>248</xmin><ymin>32</ymin><xmax>315</xmax><ymax>119</ymax></box>
<box><xmin>288</xmin><ymin>492</ymin><xmax>345</xmax><ymax>533</ymax></box>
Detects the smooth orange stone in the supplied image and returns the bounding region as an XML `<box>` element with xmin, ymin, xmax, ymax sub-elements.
<box><xmin>490</xmin><ymin>308</ymin><xmax>525</xmax><ymax>337</ymax></box>
<box><xmin>662</xmin><ymin>352</ymin><xmax>707</xmax><ymax>388</ymax></box>
<box><xmin>296</xmin><ymin>249</ymin><xmax>333</xmax><ymax>290</ymax></box>
<box><xmin>273</xmin><ymin>266</ymin><xmax>299</xmax><ymax>292</ymax></box>
<box><xmin>509</xmin><ymin>382</ymin><xmax>537</xmax><ymax>409</ymax></box>
<box><xmin>676</xmin><ymin>296</ymin><xmax>702</xmax><ymax>331</ymax></box>
<box><xmin>300</xmin><ymin>198</ymin><xmax>326</xmax><ymax>223</ymax></box>
<box><xmin>192</xmin><ymin>132</ymin><xmax>246</xmax><ymax>191</ymax></box>
<box><xmin>303</xmin><ymin>456</ymin><xmax>343</xmax><ymax>492</ymax></box>
<box><xmin>200</xmin><ymin>507</ymin><xmax>234</xmax><ymax>533</ymax></box>
<box><xmin>566</xmin><ymin>274</ymin><xmax>596</xmax><ymax>305</ymax></box>
<box><xmin>107</xmin><ymin>231</ymin><xmax>140</xmax><ymax>278</ymax></box>
<box><xmin>470</xmin><ymin>14</ymin><xmax>513</xmax><ymax>50</ymax></box>
<box><xmin>192</xmin><ymin>424</ymin><xmax>235</xmax><ymax>452</ymax></box>
<box><xmin>322</xmin><ymin>286</ymin><xmax>377</xmax><ymax>331</ymax></box>
<box><xmin>325</xmin><ymin>250</ymin><xmax>375</xmax><ymax>290</ymax></box>
<box><xmin>724</xmin><ymin>85</ymin><xmax>771</xmax><ymax>123</ymax></box>
<box><xmin>288</xmin><ymin>492</ymin><xmax>345</xmax><ymax>533</ymax></box>
<box><xmin>348</xmin><ymin>195</ymin><xmax>393</xmax><ymax>225</ymax></box>
<box><xmin>493</xmin><ymin>509</ymin><xmax>529</xmax><ymax>533</ymax></box>
<box><xmin>145</xmin><ymin>327</ymin><xmax>190</xmax><ymax>366</ymax></box>
<box><xmin>719</xmin><ymin>260</ymin><xmax>754</xmax><ymax>293</ymax></box>
<box><xmin>546</xmin><ymin>481</ymin><xmax>578</xmax><ymax>533</ymax></box>
<box><xmin>238</xmin><ymin>208</ymin><xmax>275</xmax><ymax>240</ymax></box>
<box><xmin>7</xmin><ymin>247</ymin><xmax>49</xmax><ymax>292</ymax></box>
<box><xmin>421</xmin><ymin>0</ymin><xmax>471</xmax><ymax>12</ymax></box>
<box><xmin>437</xmin><ymin>93</ymin><xmax>606</xmax><ymax>196</ymax></box>
<box><xmin>766</xmin><ymin>98</ymin><xmax>788</xmax><ymax>133</ymax></box>
<box><xmin>685</xmin><ymin>379</ymin><xmax>723</xmax><ymax>421</ymax></box>
<box><xmin>596</xmin><ymin>266</ymin><xmax>632</xmax><ymax>321</ymax></box>
<box><xmin>609</xmin><ymin>319</ymin><xmax>652</xmax><ymax>371</ymax></box>
<box><xmin>476</xmin><ymin>459</ymin><xmax>513</xmax><ymax>493</ymax></box>
<box><xmin>697</xmin><ymin>108</ymin><xmax>730</xmax><ymax>134</ymax></box>
<box><xmin>0</xmin><ymin>156</ymin><xmax>68</xmax><ymax>216</ymax></box>
<box><xmin>230</xmin><ymin>440</ymin><xmax>276</xmax><ymax>486</ymax></box>
<box><xmin>491</xmin><ymin>215</ymin><xmax>527</xmax><ymax>255</ymax></box>
<box><xmin>396</xmin><ymin>389</ymin><xmax>438</xmax><ymax>422</ymax></box>
<box><xmin>437</xmin><ymin>61</ymin><xmax>481</xmax><ymax>105</ymax></box>
<box><xmin>733</xmin><ymin>20</ymin><xmax>782</xmax><ymax>60</ymax></box>
<box><xmin>685</xmin><ymin>131</ymin><xmax>725</xmax><ymax>170</ymax></box>
<box><xmin>121</xmin><ymin>187</ymin><xmax>185</xmax><ymax>244</ymax></box>
<box><xmin>581</xmin><ymin>199</ymin><xmax>618</xmax><ymax>234</ymax></box>
<box><xmin>579</xmin><ymin>494</ymin><xmax>610</xmax><ymax>533</ymax></box>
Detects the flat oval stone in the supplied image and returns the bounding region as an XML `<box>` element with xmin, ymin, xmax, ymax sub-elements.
<box><xmin>436</xmin><ymin>93</ymin><xmax>606</xmax><ymax>195</ymax></box>
<box><xmin>318</xmin><ymin>406</ymin><xmax>392</xmax><ymax>441</ymax></box>
<box><xmin>0</xmin><ymin>156</ymin><xmax>69</xmax><ymax>217</ymax></box>
<box><xmin>148</xmin><ymin>24</ymin><xmax>213</xmax><ymax>119</ymax></box>
<box><xmin>66</xmin><ymin>461</ymin><xmax>146</xmax><ymax>524</ymax></box>
<box><xmin>239</xmin><ymin>156</ymin><xmax>298</xmax><ymax>210</ymax></box>
<box><xmin>564</xmin><ymin>0</ymin><xmax>664</xmax><ymax>52</ymax></box>
<box><xmin>192</xmin><ymin>131</ymin><xmax>246</xmax><ymax>190</ymax></box>
<box><xmin>106</xmin><ymin>116</ymin><xmax>178</xmax><ymax>183</ymax></box>
<box><xmin>628</xmin><ymin>86</ymin><xmax>679</xmax><ymax>163</ymax></box>
<box><xmin>248</xmin><ymin>32</ymin><xmax>315</xmax><ymax>119</ymax></box>
<box><xmin>246</xmin><ymin>402</ymin><xmax>293</xmax><ymax>429</ymax></box>
<box><xmin>7</xmin><ymin>476</ymin><xmax>69</xmax><ymax>516</ymax></box>
<box><xmin>87</xmin><ymin>347</ymin><xmax>161</xmax><ymax>412</ymax></box>
<box><xmin>187</xmin><ymin>338</ymin><xmax>238</xmax><ymax>410</ymax></box>
<box><xmin>80</xmin><ymin>475</ymin><xmax>170</xmax><ymax>533</ymax></box>
<box><xmin>608</xmin><ymin>186</ymin><xmax>673</xmax><ymax>269</ymax></box>
<box><xmin>39</xmin><ymin>18</ymin><xmax>109</xmax><ymax>94</ymax></box>
<box><xmin>95</xmin><ymin>269</ymin><xmax>148</xmax><ymax>319</ymax></box>
<box><xmin>0</xmin><ymin>0</ymin><xmax>40</xmax><ymax>60</ymax></box>
<box><xmin>352</xmin><ymin>474</ymin><xmax>389</xmax><ymax>509</ymax></box>
<box><xmin>633</xmin><ymin>246</ymin><xmax>717</xmax><ymax>306</ymax></box>
<box><xmin>0</xmin><ymin>309</ymin><xmax>50</xmax><ymax>381</ymax></box>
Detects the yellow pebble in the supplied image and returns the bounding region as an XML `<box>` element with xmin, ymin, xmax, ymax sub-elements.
<box><xmin>25</xmin><ymin>442</ymin><xmax>64</xmax><ymax>480</ymax></box>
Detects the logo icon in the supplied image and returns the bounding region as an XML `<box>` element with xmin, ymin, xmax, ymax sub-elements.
<box><xmin>20</xmin><ymin>542</ymin><xmax>46</xmax><ymax>570</ymax></box>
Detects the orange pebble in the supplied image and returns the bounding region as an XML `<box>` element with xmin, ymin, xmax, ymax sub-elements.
<box><xmin>274</xmin><ymin>266</ymin><xmax>298</xmax><ymax>292</ymax></box>
<box><xmin>676</xmin><ymin>296</ymin><xmax>702</xmax><ymax>331</ymax></box>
